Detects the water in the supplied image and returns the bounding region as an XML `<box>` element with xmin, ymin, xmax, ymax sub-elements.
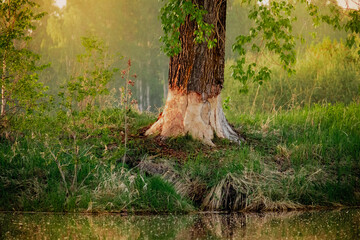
<box><xmin>0</xmin><ymin>209</ymin><xmax>359</xmax><ymax>239</ymax></box>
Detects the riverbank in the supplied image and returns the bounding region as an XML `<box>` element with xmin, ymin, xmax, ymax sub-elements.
<box><xmin>1</xmin><ymin>205</ymin><xmax>358</xmax><ymax>215</ymax></box>
<box><xmin>1</xmin><ymin>102</ymin><xmax>359</xmax><ymax>213</ymax></box>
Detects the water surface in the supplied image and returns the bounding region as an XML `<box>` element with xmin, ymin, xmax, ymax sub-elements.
<box><xmin>0</xmin><ymin>209</ymin><xmax>359</xmax><ymax>239</ymax></box>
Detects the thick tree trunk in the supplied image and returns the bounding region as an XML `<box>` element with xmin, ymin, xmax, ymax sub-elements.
<box><xmin>146</xmin><ymin>0</ymin><xmax>239</xmax><ymax>145</ymax></box>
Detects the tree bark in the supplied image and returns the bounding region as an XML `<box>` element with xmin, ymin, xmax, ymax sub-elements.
<box><xmin>146</xmin><ymin>0</ymin><xmax>239</xmax><ymax>145</ymax></box>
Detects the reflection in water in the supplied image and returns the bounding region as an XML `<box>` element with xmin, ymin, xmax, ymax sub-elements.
<box><xmin>180</xmin><ymin>213</ymin><xmax>247</xmax><ymax>239</ymax></box>
<box><xmin>0</xmin><ymin>209</ymin><xmax>359</xmax><ymax>239</ymax></box>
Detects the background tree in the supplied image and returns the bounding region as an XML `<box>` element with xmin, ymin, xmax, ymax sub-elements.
<box><xmin>59</xmin><ymin>36</ymin><xmax>118</xmax><ymax>113</ymax></box>
<box><xmin>0</xmin><ymin>0</ymin><xmax>47</xmax><ymax>126</ymax></box>
<box><xmin>31</xmin><ymin>0</ymin><xmax>167</xmax><ymax>111</ymax></box>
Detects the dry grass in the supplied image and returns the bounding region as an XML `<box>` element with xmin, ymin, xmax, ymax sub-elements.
<box><xmin>136</xmin><ymin>156</ymin><xmax>330</xmax><ymax>212</ymax></box>
<box><xmin>91</xmin><ymin>170</ymin><xmax>139</xmax><ymax>212</ymax></box>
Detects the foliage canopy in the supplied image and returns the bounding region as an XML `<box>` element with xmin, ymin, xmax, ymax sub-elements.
<box><xmin>0</xmin><ymin>0</ymin><xmax>48</xmax><ymax>122</ymax></box>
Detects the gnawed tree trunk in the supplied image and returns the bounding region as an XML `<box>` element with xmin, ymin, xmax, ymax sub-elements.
<box><xmin>146</xmin><ymin>0</ymin><xmax>239</xmax><ymax>145</ymax></box>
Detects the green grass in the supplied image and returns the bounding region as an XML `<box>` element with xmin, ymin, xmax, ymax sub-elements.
<box><xmin>229</xmin><ymin>102</ymin><xmax>360</xmax><ymax>206</ymax></box>
<box><xmin>0</xmin><ymin>101</ymin><xmax>359</xmax><ymax>213</ymax></box>
<box><xmin>0</xmin><ymin>109</ymin><xmax>195</xmax><ymax>213</ymax></box>
<box><xmin>222</xmin><ymin>39</ymin><xmax>360</xmax><ymax>114</ymax></box>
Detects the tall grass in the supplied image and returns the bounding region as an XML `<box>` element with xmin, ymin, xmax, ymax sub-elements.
<box><xmin>223</xmin><ymin>39</ymin><xmax>360</xmax><ymax>115</ymax></box>
<box><xmin>0</xmin><ymin>109</ymin><xmax>191</xmax><ymax>212</ymax></box>
<box><xmin>230</xmin><ymin>103</ymin><xmax>360</xmax><ymax>206</ymax></box>
<box><xmin>1</xmin><ymin>102</ymin><xmax>359</xmax><ymax>212</ymax></box>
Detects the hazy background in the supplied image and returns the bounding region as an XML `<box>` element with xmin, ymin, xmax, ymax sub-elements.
<box><xmin>31</xmin><ymin>0</ymin><xmax>355</xmax><ymax>112</ymax></box>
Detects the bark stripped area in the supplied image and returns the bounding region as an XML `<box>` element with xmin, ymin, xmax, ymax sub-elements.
<box><xmin>146</xmin><ymin>0</ymin><xmax>239</xmax><ymax>145</ymax></box>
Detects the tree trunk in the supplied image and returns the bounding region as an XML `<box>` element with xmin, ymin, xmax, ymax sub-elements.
<box><xmin>146</xmin><ymin>85</ymin><xmax>150</xmax><ymax>111</ymax></box>
<box><xmin>1</xmin><ymin>50</ymin><xmax>7</xmax><ymax>116</ymax></box>
<box><xmin>146</xmin><ymin>0</ymin><xmax>239</xmax><ymax>145</ymax></box>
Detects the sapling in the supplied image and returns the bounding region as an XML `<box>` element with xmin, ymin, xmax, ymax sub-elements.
<box><xmin>120</xmin><ymin>59</ymin><xmax>137</xmax><ymax>171</ymax></box>
<box><xmin>0</xmin><ymin>0</ymin><xmax>48</xmax><ymax>133</ymax></box>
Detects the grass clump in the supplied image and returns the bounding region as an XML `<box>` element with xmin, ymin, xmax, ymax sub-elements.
<box><xmin>233</xmin><ymin>102</ymin><xmax>360</xmax><ymax>207</ymax></box>
<box><xmin>0</xmin><ymin>109</ymin><xmax>191</xmax><ymax>213</ymax></box>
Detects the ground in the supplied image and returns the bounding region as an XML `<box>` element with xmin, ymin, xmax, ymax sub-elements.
<box><xmin>0</xmin><ymin>103</ymin><xmax>359</xmax><ymax>212</ymax></box>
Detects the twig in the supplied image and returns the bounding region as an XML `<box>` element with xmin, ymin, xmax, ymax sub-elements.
<box><xmin>122</xmin><ymin>59</ymin><xmax>131</xmax><ymax>175</ymax></box>
<box><xmin>79</xmin><ymin>164</ymin><xmax>99</xmax><ymax>190</ymax></box>
<box><xmin>46</xmin><ymin>144</ymin><xmax>69</xmax><ymax>195</ymax></box>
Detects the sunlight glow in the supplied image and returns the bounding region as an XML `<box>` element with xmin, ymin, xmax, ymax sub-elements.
<box><xmin>337</xmin><ymin>0</ymin><xmax>360</xmax><ymax>10</ymax></box>
<box><xmin>55</xmin><ymin>0</ymin><xmax>66</xmax><ymax>8</ymax></box>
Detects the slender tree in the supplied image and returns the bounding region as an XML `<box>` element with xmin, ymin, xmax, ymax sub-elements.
<box><xmin>0</xmin><ymin>0</ymin><xmax>47</xmax><ymax>120</ymax></box>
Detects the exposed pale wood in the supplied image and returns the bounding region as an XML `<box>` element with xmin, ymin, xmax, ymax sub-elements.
<box><xmin>146</xmin><ymin>89</ymin><xmax>239</xmax><ymax>145</ymax></box>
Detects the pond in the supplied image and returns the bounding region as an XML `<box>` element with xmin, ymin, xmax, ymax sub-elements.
<box><xmin>0</xmin><ymin>209</ymin><xmax>359</xmax><ymax>239</ymax></box>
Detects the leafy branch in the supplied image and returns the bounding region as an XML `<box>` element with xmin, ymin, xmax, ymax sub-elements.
<box><xmin>160</xmin><ymin>0</ymin><xmax>217</xmax><ymax>56</ymax></box>
<box><xmin>232</xmin><ymin>0</ymin><xmax>297</xmax><ymax>92</ymax></box>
